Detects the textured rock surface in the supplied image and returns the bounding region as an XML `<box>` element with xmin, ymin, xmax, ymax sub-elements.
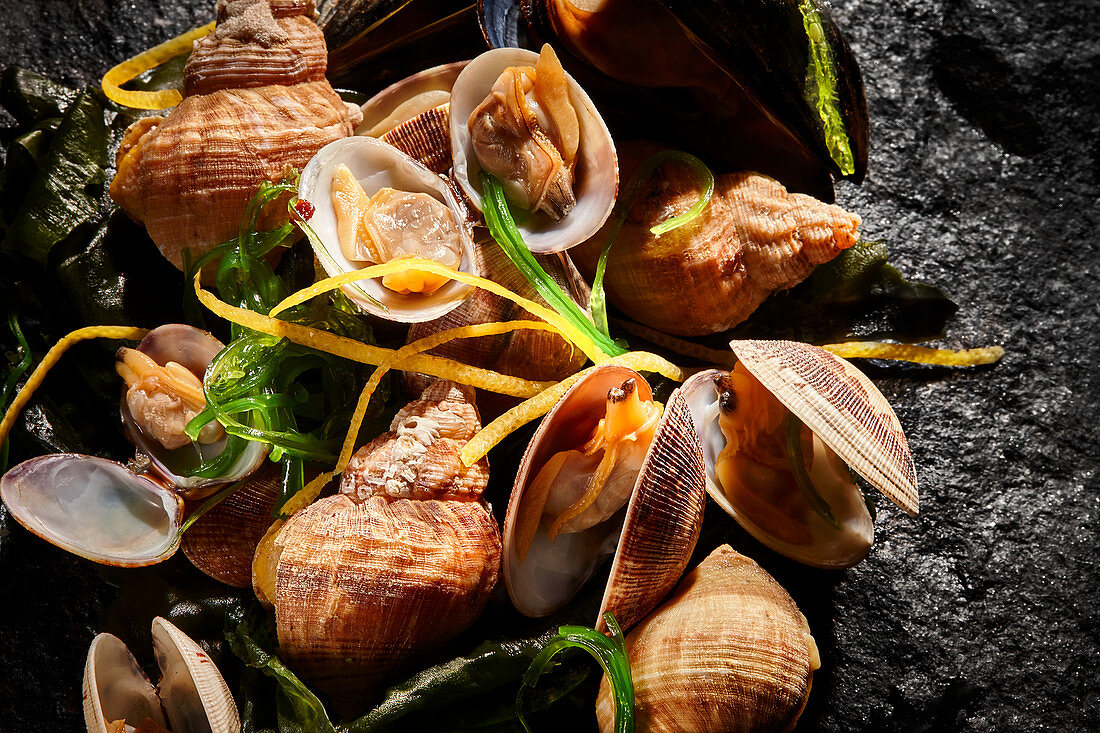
<box><xmin>1</xmin><ymin>0</ymin><xmax>1098</xmax><ymax>731</ymax></box>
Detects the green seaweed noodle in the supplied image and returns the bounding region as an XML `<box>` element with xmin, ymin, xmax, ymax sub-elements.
<box><xmin>517</xmin><ymin>612</ymin><xmax>635</xmax><ymax>733</ymax></box>
<box><xmin>800</xmin><ymin>0</ymin><xmax>855</xmax><ymax>177</ymax></box>
<box><xmin>785</xmin><ymin>413</ymin><xmax>841</xmax><ymax>529</ymax></box>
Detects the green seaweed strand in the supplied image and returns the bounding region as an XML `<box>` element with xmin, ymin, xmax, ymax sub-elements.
<box><xmin>799</xmin><ymin>0</ymin><xmax>855</xmax><ymax>176</ymax></box>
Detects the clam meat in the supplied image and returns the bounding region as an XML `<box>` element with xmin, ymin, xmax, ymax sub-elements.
<box><xmin>681</xmin><ymin>340</ymin><xmax>918</xmax><ymax>568</ymax></box>
<box><xmin>504</xmin><ymin>365</ymin><xmax>706</xmax><ymax>631</ymax></box>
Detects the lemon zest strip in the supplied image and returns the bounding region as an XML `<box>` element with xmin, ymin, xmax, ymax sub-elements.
<box><xmin>460</xmin><ymin>351</ymin><xmax>687</xmax><ymax>466</ymax></box>
<box><xmin>194</xmin><ymin>275</ymin><xmax>551</xmax><ymax>398</ymax></box>
<box><xmin>0</xmin><ymin>326</ymin><xmax>150</xmax><ymax>447</ymax></box>
<box><xmin>101</xmin><ymin>21</ymin><xmax>215</xmax><ymax>110</ymax></box>
<box><xmin>821</xmin><ymin>342</ymin><xmax>1005</xmax><ymax>366</ymax></box>
<box><xmin>280</xmin><ymin>320</ymin><xmax>558</xmax><ymax>516</ymax></box>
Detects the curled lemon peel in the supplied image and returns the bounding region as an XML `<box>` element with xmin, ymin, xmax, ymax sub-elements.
<box><xmin>101</xmin><ymin>21</ymin><xmax>215</xmax><ymax>110</ymax></box>
<box><xmin>821</xmin><ymin>342</ymin><xmax>1005</xmax><ymax>366</ymax></box>
<box><xmin>610</xmin><ymin>317</ymin><xmax>739</xmax><ymax>369</ymax></box>
<box><xmin>460</xmin><ymin>351</ymin><xmax>687</xmax><ymax>467</ymax></box>
<box><xmin>278</xmin><ymin>319</ymin><xmax>560</xmax><ymax>517</ymax></box>
<box><xmin>0</xmin><ymin>326</ymin><xmax>150</xmax><ymax>447</ymax></box>
<box><xmin>194</xmin><ymin>274</ymin><xmax>551</xmax><ymax>398</ymax></box>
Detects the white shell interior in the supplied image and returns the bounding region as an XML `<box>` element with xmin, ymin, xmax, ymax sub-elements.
<box><xmin>503</xmin><ymin>366</ymin><xmax>653</xmax><ymax>616</ymax></box>
<box><xmin>83</xmin><ymin>633</ymin><xmax>165</xmax><ymax>732</ymax></box>
<box><xmin>679</xmin><ymin>369</ymin><xmax>874</xmax><ymax>569</ymax></box>
<box><xmin>122</xmin><ymin>324</ymin><xmax>267</xmax><ymax>498</ymax></box>
<box><xmin>357</xmin><ymin>60</ymin><xmax>467</xmax><ymax>137</ymax></box>
<box><xmin>1</xmin><ymin>454</ymin><xmax>182</xmax><ymax>566</ymax></box>
<box><xmin>299</xmin><ymin>135</ymin><xmax>477</xmax><ymax>322</ymax></box>
<box><xmin>153</xmin><ymin>617</ymin><xmax>240</xmax><ymax>733</ymax></box>
<box><xmin>449</xmin><ymin>46</ymin><xmax>618</xmax><ymax>253</ymax></box>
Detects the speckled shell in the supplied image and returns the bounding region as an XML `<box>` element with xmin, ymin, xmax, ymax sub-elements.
<box><xmin>271</xmin><ymin>381</ymin><xmax>501</xmax><ymax>715</ymax></box>
<box><xmin>404</xmin><ymin>236</ymin><xmax>589</xmax><ymax>417</ymax></box>
<box><xmin>731</xmin><ymin>340</ymin><xmax>918</xmax><ymax>515</ymax></box>
<box><xmin>181</xmin><ymin>462</ymin><xmax>282</xmax><ymax>587</ymax></box>
<box><xmin>571</xmin><ymin>142</ymin><xmax>861</xmax><ymax>336</ymax></box>
<box><xmin>595</xmin><ymin>545</ymin><xmax>818</xmax><ymax>733</ymax></box>
<box><xmin>503</xmin><ymin>366</ymin><xmax>706</xmax><ymax>630</ymax></box>
<box><xmin>110</xmin><ymin>0</ymin><xmax>361</xmax><ymax>271</ymax></box>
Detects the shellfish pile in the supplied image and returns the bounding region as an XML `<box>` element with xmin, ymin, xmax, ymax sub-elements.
<box><xmin>0</xmin><ymin>0</ymin><xmax>964</xmax><ymax>730</ymax></box>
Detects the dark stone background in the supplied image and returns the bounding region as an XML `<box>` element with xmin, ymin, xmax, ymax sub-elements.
<box><xmin>0</xmin><ymin>0</ymin><xmax>1097</xmax><ymax>730</ymax></box>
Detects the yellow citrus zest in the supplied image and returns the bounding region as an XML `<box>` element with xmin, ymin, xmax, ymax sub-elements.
<box><xmin>101</xmin><ymin>21</ymin><xmax>215</xmax><ymax>110</ymax></box>
<box><xmin>0</xmin><ymin>326</ymin><xmax>150</xmax><ymax>447</ymax></box>
<box><xmin>821</xmin><ymin>342</ymin><xmax>1005</xmax><ymax>366</ymax></box>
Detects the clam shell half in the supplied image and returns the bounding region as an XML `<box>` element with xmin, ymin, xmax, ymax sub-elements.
<box><xmin>299</xmin><ymin>135</ymin><xmax>478</xmax><ymax>322</ymax></box>
<box><xmin>503</xmin><ymin>365</ymin><xmax>705</xmax><ymax>630</ymax></box>
<box><xmin>1</xmin><ymin>454</ymin><xmax>183</xmax><ymax>567</ymax></box>
<box><xmin>83</xmin><ymin>616</ymin><xmax>239</xmax><ymax>733</ymax></box>
<box><xmin>450</xmin><ymin>47</ymin><xmax>618</xmax><ymax>253</ymax></box>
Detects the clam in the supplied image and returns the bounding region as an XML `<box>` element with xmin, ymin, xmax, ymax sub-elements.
<box><xmin>482</xmin><ymin>0</ymin><xmax>868</xmax><ymax>197</ymax></box>
<box><xmin>595</xmin><ymin>544</ymin><xmax>819</xmax><ymax>733</ymax></box>
<box><xmin>357</xmin><ymin>61</ymin><xmax>468</xmax><ymax>174</ymax></box>
<box><xmin>299</xmin><ymin>135</ymin><xmax>479</xmax><ymax>323</ymax></box>
<box><xmin>404</xmin><ymin>235</ymin><xmax>589</xmax><ymax>417</ymax></box>
<box><xmin>450</xmin><ymin>46</ymin><xmax>618</xmax><ymax>253</ymax></box>
<box><xmin>680</xmin><ymin>340</ymin><xmax>918</xmax><ymax>568</ymax></box>
<box><xmin>263</xmin><ymin>381</ymin><xmax>501</xmax><ymax>715</ymax></box>
<box><xmin>111</xmin><ymin>0</ymin><xmax>362</xmax><ymax>271</ymax></box>
<box><xmin>83</xmin><ymin>616</ymin><xmax>239</xmax><ymax>733</ymax></box>
<box><xmin>1</xmin><ymin>454</ymin><xmax>184</xmax><ymax>567</ymax></box>
<box><xmin>570</xmin><ymin>141</ymin><xmax>861</xmax><ymax>337</ymax></box>
<box><xmin>120</xmin><ymin>324</ymin><xmax>267</xmax><ymax>499</ymax></box>
<box><xmin>503</xmin><ymin>365</ymin><xmax>706</xmax><ymax>631</ymax></box>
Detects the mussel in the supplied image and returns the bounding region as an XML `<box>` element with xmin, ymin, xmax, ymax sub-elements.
<box><xmin>260</xmin><ymin>381</ymin><xmax>501</xmax><ymax>714</ymax></box>
<box><xmin>299</xmin><ymin>135</ymin><xmax>478</xmax><ymax>322</ymax></box>
<box><xmin>481</xmin><ymin>0</ymin><xmax>869</xmax><ymax>198</ymax></box>
<box><xmin>680</xmin><ymin>340</ymin><xmax>918</xmax><ymax>568</ymax></box>
<box><xmin>111</xmin><ymin>0</ymin><xmax>362</xmax><ymax>271</ymax></box>
<box><xmin>83</xmin><ymin>616</ymin><xmax>239</xmax><ymax>733</ymax></box>
<box><xmin>503</xmin><ymin>365</ymin><xmax>706</xmax><ymax>631</ymax></box>
<box><xmin>595</xmin><ymin>544</ymin><xmax>819</xmax><ymax>733</ymax></box>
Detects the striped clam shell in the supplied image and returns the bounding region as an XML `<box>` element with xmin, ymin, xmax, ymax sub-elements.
<box><xmin>503</xmin><ymin>365</ymin><xmax>705</xmax><ymax>631</ymax></box>
<box><xmin>731</xmin><ymin>339</ymin><xmax>917</xmax><ymax>515</ymax></box>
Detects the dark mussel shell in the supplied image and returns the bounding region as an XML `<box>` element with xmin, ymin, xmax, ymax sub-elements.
<box><xmin>480</xmin><ymin>0</ymin><xmax>868</xmax><ymax>196</ymax></box>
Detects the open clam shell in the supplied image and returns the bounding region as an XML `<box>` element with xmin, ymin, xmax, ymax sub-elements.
<box><xmin>449</xmin><ymin>47</ymin><xmax>618</xmax><ymax>253</ymax></box>
<box><xmin>122</xmin><ymin>324</ymin><xmax>267</xmax><ymax>499</ymax></box>
<box><xmin>357</xmin><ymin>61</ymin><xmax>468</xmax><ymax>174</ymax></box>
<box><xmin>1</xmin><ymin>454</ymin><xmax>183</xmax><ymax>567</ymax></box>
<box><xmin>680</xmin><ymin>340</ymin><xmax>917</xmax><ymax>568</ymax></box>
<box><xmin>503</xmin><ymin>365</ymin><xmax>705</xmax><ymax>630</ymax></box>
<box><xmin>83</xmin><ymin>616</ymin><xmax>239</xmax><ymax>733</ymax></box>
<box><xmin>299</xmin><ymin>135</ymin><xmax>478</xmax><ymax>322</ymax></box>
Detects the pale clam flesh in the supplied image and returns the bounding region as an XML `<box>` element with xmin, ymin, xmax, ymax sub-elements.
<box><xmin>680</xmin><ymin>340</ymin><xmax>917</xmax><ymax>568</ymax></box>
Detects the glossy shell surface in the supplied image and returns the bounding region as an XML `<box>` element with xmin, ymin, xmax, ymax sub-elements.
<box><xmin>1</xmin><ymin>454</ymin><xmax>183</xmax><ymax>567</ymax></box>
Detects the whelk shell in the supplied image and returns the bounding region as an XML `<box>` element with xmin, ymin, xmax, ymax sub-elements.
<box><xmin>571</xmin><ymin>142</ymin><xmax>861</xmax><ymax>337</ymax></box>
<box><xmin>595</xmin><ymin>544</ymin><xmax>819</xmax><ymax>733</ymax></box>
<box><xmin>680</xmin><ymin>340</ymin><xmax>917</xmax><ymax>568</ymax></box>
<box><xmin>266</xmin><ymin>381</ymin><xmax>501</xmax><ymax>715</ymax></box>
<box><xmin>503</xmin><ymin>365</ymin><xmax>706</xmax><ymax>631</ymax></box>
<box><xmin>83</xmin><ymin>616</ymin><xmax>239</xmax><ymax>733</ymax></box>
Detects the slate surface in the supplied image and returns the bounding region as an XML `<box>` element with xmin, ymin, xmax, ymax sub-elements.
<box><xmin>0</xmin><ymin>0</ymin><xmax>1097</xmax><ymax>731</ymax></box>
